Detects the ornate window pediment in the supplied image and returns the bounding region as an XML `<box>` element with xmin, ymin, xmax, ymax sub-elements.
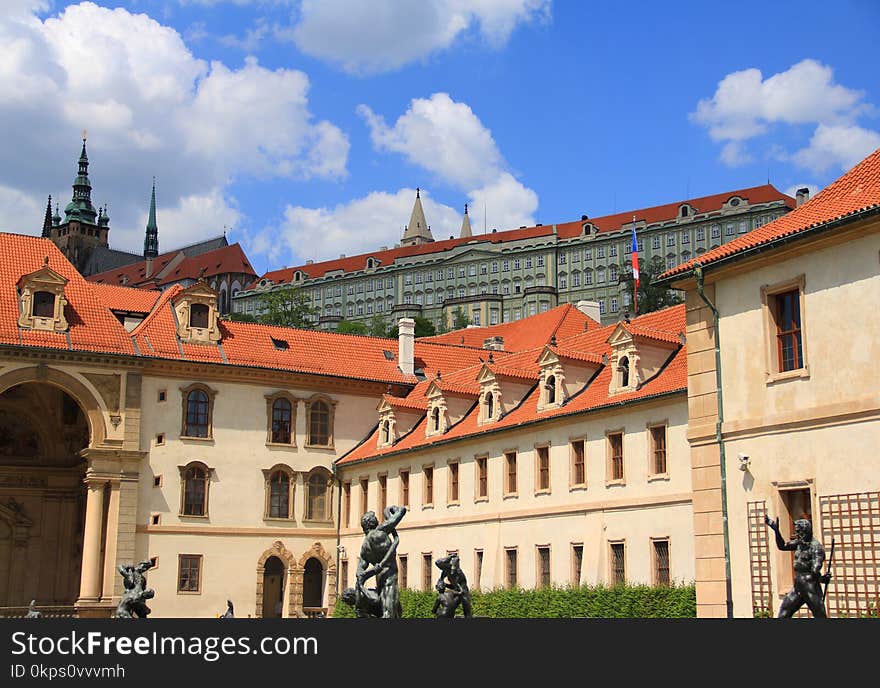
<box><xmin>476</xmin><ymin>368</ymin><xmax>501</xmax><ymax>425</ymax></box>
<box><xmin>606</xmin><ymin>325</ymin><xmax>639</xmax><ymax>394</ymax></box>
<box><xmin>17</xmin><ymin>261</ymin><xmax>69</xmax><ymax>332</ymax></box>
<box><xmin>172</xmin><ymin>281</ymin><xmax>221</xmax><ymax>345</ymax></box>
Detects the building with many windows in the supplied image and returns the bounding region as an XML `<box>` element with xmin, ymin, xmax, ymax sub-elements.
<box><xmin>233</xmin><ymin>185</ymin><xmax>796</xmax><ymax>328</ymax></box>
<box><xmin>659</xmin><ymin>146</ymin><xmax>880</xmax><ymax>618</ymax></box>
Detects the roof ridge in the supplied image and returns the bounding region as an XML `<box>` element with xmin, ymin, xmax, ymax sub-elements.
<box><xmin>129</xmin><ymin>284</ymin><xmax>181</xmax><ymax>337</ymax></box>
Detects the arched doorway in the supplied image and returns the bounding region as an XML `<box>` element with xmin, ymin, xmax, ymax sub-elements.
<box><xmin>0</xmin><ymin>382</ymin><xmax>89</xmax><ymax>608</ymax></box>
<box><xmin>262</xmin><ymin>556</ymin><xmax>286</xmax><ymax>618</ymax></box>
<box><xmin>302</xmin><ymin>558</ymin><xmax>323</xmax><ymax>611</ymax></box>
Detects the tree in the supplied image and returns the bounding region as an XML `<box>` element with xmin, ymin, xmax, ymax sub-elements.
<box><xmin>620</xmin><ymin>259</ymin><xmax>683</xmax><ymax>316</ymax></box>
<box><xmin>366</xmin><ymin>314</ymin><xmax>390</xmax><ymax>337</ymax></box>
<box><xmin>255</xmin><ymin>286</ymin><xmax>319</xmax><ymax>329</ymax></box>
<box><xmin>451</xmin><ymin>307</ymin><xmax>470</xmax><ymax>330</ymax></box>
<box><xmin>336</xmin><ymin>320</ymin><xmax>368</xmax><ymax>335</ymax></box>
<box><xmin>413</xmin><ymin>316</ymin><xmax>436</xmax><ymax>338</ymax></box>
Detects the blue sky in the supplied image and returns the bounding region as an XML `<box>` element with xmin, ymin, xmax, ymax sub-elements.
<box><xmin>2</xmin><ymin>1</ymin><xmax>878</xmax><ymax>273</ymax></box>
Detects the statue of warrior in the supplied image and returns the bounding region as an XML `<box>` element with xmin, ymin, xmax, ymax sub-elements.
<box><xmin>765</xmin><ymin>516</ymin><xmax>831</xmax><ymax>618</ymax></box>
<box><xmin>115</xmin><ymin>560</ymin><xmax>155</xmax><ymax>618</ymax></box>
<box><xmin>356</xmin><ymin>505</ymin><xmax>406</xmax><ymax>618</ymax></box>
<box><xmin>432</xmin><ymin>553</ymin><xmax>472</xmax><ymax>618</ymax></box>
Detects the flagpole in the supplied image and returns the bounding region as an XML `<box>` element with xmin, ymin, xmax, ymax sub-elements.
<box><xmin>632</xmin><ymin>216</ymin><xmax>639</xmax><ymax>317</ymax></box>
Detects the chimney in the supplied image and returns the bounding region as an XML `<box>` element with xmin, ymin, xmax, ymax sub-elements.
<box><xmin>339</xmin><ymin>254</ymin><xmax>346</xmax><ymax>259</ymax></box>
<box><xmin>398</xmin><ymin>318</ymin><xmax>415</xmax><ymax>376</ymax></box>
<box><xmin>796</xmin><ymin>187</ymin><xmax>810</xmax><ymax>207</ymax></box>
<box><xmin>305</xmin><ymin>259</ymin><xmax>314</xmax><ymax>265</ymax></box>
<box><xmin>483</xmin><ymin>336</ymin><xmax>505</xmax><ymax>351</ymax></box>
<box><xmin>575</xmin><ymin>300</ymin><xmax>601</xmax><ymax>323</ymax></box>
<box><xmin>581</xmin><ymin>214</ymin><xmax>589</xmax><ymax>221</ymax></box>
<box><xmin>145</xmin><ymin>257</ymin><xmax>153</xmax><ymax>279</ymax></box>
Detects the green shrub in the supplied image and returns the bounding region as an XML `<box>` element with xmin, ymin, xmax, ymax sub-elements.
<box><xmin>333</xmin><ymin>583</ymin><xmax>696</xmax><ymax>618</ymax></box>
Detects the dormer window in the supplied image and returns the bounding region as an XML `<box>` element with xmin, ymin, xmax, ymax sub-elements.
<box><xmin>618</xmin><ymin>357</ymin><xmax>630</xmax><ymax>388</ymax></box>
<box><xmin>680</xmin><ymin>205</ymin><xmax>689</xmax><ymax>218</ymax></box>
<box><xmin>190</xmin><ymin>303</ymin><xmax>209</xmax><ymax>328</ymax></box>
<box><xmin>381</xmin><ymin>420</ymin><xmax>391</xmax><ymax>445</ymax></box>
<box><xmin>485</xmin><ymin>392</ymin><xmax>494</xmax><ymax>421</ymax></box>
<box><xmin>431</xmin><ymin>407</ymin><xmax>440</xmax><ymax>432</ymax></box>
<box><xmin>33</xmin><ymin>292</ymin><xmax>55</xmax><ymax>318</ymax></box>
<box><xmin>545</xmin><ymin>375</ymin><xmax>556</xmax><ymax>405</ymax></box>
<box><xmin>293</xmin><ymin>271</ymin><xmax>303</xmax><ymax>282</ymax></box>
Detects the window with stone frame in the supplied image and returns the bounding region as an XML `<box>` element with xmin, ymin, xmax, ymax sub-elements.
<box><xmin>505</xmin><ymin>547</ymin><xmax>518</xmax><ymax>588</ymax></box>
<box><xmin>359</xmin><ymin>477</ymin><xmax>368</xmax><ymax>517</ymax></box>
<box><xmin>33</xmin><ymin>291</ymin><xmax>55</xmax><ymax>317</ymax></box>
<box><xmin>423</xmin><ymin>553</ymin><xmax>433</xmax><ymax>590</ymax></box>
<box><xmin>180</xmin><ymin>384</ymin><xmax>216</xmax><ymax>439</ymax></box>
<box><xmin>448</xmin><ymin>460</ymin><xmax>460</xmax><ymax>504</ymax></box>
<box><xmin>649</xmin><ymin>424</ymin><xmax>668</xmax><ymax>476</ymax></box>
<box><xmin>610</xmin><ymin>541</ymin><xmax>626</xmax><ymax>585</ymax></box>
<box><xmin>537</xmin><ymin>546</ymin><xmax>551</xmax><ymax>587</ymax></box>
<box><xmin>398</xmin><ymin>555</ymin><xmax>408</xmax><ymax>589</ymax></box>
<box><xmin>571</xmin><ymin>543</ymin><xmax>584</xmax><ymax>585</ymax></box>
<box><xmin>306</xmin><ymin>396</ymin><xmax>335</xmax><ymax>447</ymax></box>
<box><xmin>378</xmin><ymin>474</ymin><xmax>387</xmax><ymax>517</ymax></box>
<box><xmin>423</xmin><ymin>465</ymin><xmax>434</xmax><ymax>506</ymax></box>
<box><xmin>305</xmin><ymin>468</ymin><xmax>332</xmax><ymax>521</ymax></box>
<box><xmin>177</xmin><ymin>554</ymin><xmax>202</xmax><ymax>593</ymax></box>
<box><xmin>343</xmin><ymin>481</ymin><xmax>351</xmax><ymax>527</ymax></box>
<box><xmin>399</xmin><ymin>469</ymin><xmax>410</xmax><ymax>508</ymax></box>
<box><xmin>570</xmin><ymin>439</ymin><xmax>586</xmax><ymax>487</ymax></box>
<box><xmin>761</xmin><ymin>276</ymin><xmax>807</xmax><ymax>380</ymax></box>
<box><xmin>607</xmin><ymin>431</ymin><xmax>624</xmax><ymax>483</ymax></box>
<box><xmin>475</xmin><ymin>455</ymin><xmax>488</xmax><ymax>500</ymax></box>
<box><xmin>263</xmin><ymin>466</ymin><xmax>295</xmax><ymax>519</ymax></box>
<box><xmin>653</xmin><ymin>538</ymin><xmax>670</xmax><ymax>586</ymax></box>
<box><xmin>504</xmin><ymin>451</ymin><xmax>517</xmax><ymax>495</ymax></box>
<box><xmin>266</xmin><ymin>393</ymin><xmax>296</xmax><ymax>445</ymax></box>
<box><xmin>179</xmin><ymin>461</ymin><xmax>212</xmax><ymax>516</ymax></box>
<box><xmin>536</xmin><ymin>445</ymin><xmax>551</xmax><ymax>493</ymax></box>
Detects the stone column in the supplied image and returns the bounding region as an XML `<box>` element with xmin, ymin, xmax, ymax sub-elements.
<box><xmin>78</xmin><ymin>479</ymin><xmax>106</xmax><ymax>602</ymax></box>
<box><xmin>101</xmin><ymin>482</ymin><xmax>121</xmax><ymax>602</ymax></box>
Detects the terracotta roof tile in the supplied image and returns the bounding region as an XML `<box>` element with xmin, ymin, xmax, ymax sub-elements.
<box><xmin>660</xmin><ymin>148</ymin><xmax>880</xmax><ymax>280</ymax></box>
<box><xmin>91</xmin><ymin>283</ymin><xmax>162</xmax><ymax>313</ymax></box>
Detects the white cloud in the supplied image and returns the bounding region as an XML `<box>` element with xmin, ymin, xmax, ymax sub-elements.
<box><xmin>692</xmin><ymin>59</ymin><xmax>878</xmax><ymax>172</ymax></box>
<box><xmin>468</xmin><ymin>173</ymin><xmax>538</xmax><ymax>232</ymax></box>
<box><xmin>791</xmin><ymin>124</ymin><xmax>880</xmax><ymax>174</ymax></box>
<box><xmin>287</xmin><ymin>0</ymin><xmax>550</xmax><ymax>75</ymax></box>
<box><xmin>254</xmin><ymin>188</ymin><xmax>462</xmax><ymax>264</ymax></box>
<box><xmin>0</xmin><ymin>2</ymin><xmax>348</xmax><ymax>254</ymax></box>
<box><xmin>359</xmin><ymin>93</ymin><xmax>504</xmax><ymax>189</ymax></box>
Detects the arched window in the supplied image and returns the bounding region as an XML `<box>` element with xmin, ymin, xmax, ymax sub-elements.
<box><xmin>190</xmin><ymin>303</ymin><xmax>209</xmax><ymax>328</ymax></box>
<box><xmin>271</xmin><ymin>398</ymin><xmax>292</xmax><ymax>444</ymax></box>
<box><xmin>618</xmin><ymin>356</ymin><xmax>630</xmax><ymax>388</ymax></box>
<box><xmin>184</xmin><ymin>389</ymin><xmax>210</xmax><ymax>438</ymax></box>
<box><xmin>485</xmin><ymin>392</ymin><xmax>494</xmax><ymax>421</ymax></box>
<box><xmin>432</xmin><ymin>407</ymin><xmax>440</xmax><ymax>432</ymax></box>
<box><xmin>269</xmin><ymin>470</ymin><xmax>290</xmax><ymax>518</ymax></box>
<box><xmin>307</xmin><ymin>398</ymin><xmax>334</xmax><ymax>447</ymax></box>
<box><xmin>546</xmin><ymin>375</ymin><xmax>556</xmax><ymax>405</ymax></box>
<box><xmin>180</xmin><ymin>462</ymin><xmax>210</xmax><ymax>516</ymax></box>
<box><xmin>306</xmin><ymin>470</ymin><xmax>331</xmax><ymax>521</ymax></box>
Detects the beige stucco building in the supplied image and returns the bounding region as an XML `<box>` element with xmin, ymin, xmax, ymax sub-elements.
<box><xmin>660</xmin><ymin>146</ymin><xmax>880</xmax><ymax>618</ymax></box>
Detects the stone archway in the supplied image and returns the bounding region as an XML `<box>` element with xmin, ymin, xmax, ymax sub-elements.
<box><xmin>255</xmin><ymin>541</ymin><xmax>298</xmax><ymax>618</ymax></box>
<box><xmin>294</xmin><ymin>542</ymin><xmax>337</xmax><ymax>617</ymax></box>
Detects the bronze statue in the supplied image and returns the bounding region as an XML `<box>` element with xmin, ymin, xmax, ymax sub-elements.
<box><xmin>220</xmin><ymin>599</ymin><xmax>234</xmax><ymax>618</ymax></box>
<box><xmin>115</xmin><ymin>560</ymin><xmax>155</xmax><ymax>618</ymax></box>
<box><xmin>356</xmin><ymin>505</ymin><xmax>406</xmax><ymax>618</ymax></box>
<box><xmin>765</xmin><ymin>516</ymin><xmax>830</xmax><ymax>618</ymax></box>
<box><xmin>432</xmin><ymin>553</ymin><xmax>472</xmax><ymax>618</ymax></box>
<box><xmin>341</xmin><ymin>579</ymin><xmax>403</xmax><ymax>618</ymax></box>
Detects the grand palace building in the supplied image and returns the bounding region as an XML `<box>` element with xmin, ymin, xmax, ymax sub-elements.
<box><xmin>0</xmin><ymin>144</ymin><xmax>876</xmax><ymax>619</ymax></box>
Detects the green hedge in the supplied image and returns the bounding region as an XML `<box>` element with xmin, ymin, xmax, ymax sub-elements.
<box><xmin>333</xmin><ymin>583</ymin><xmax>696</xmax><ymax>618</ymax></box>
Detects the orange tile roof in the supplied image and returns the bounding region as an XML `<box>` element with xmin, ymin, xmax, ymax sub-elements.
<box><xmin>337</xmin><ymin>304</ymin><xmax>686</xmax><ymax>466</ymax></box>
<box><xmin>660</xmin><ymin>148</ymin><xmax>880</xmax><ymax>281</ymax></box>
<box><xmin>0</xmin><ymin>234</ymin><xmax>136</xmax><ymax>355</ymax></box>
<box><xmin>421</xmin><ymin>304</ymin><xmax>593</xmax><ymax>352</ymax></box>
<box><xmin>90</xmin><ymin>283</ymin><xmax>162</xmax><ymax>313</ymax></box>
<box><xmin>250</xmin><ymin>185</ymin><xmax>792</xmax><ymax>288</ymax></box>
<box><xmin>89</xmin><ymin>243</ymin><xmax>256</xmax><ymax>288</ymax></box>
<box><xmin>381</xmin><ymin>394</ymin><xmax>429</xmax><ymax>411</ymax></box>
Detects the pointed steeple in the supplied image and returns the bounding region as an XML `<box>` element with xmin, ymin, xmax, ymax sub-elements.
<box><xmin>63</xmin><ymin>132</ymin><xmax>98</xmax><ymax>224</ymax></box>
<box><xmin>52</xmin><ymin>203</ymin><xmax>61</xmax><ymax>226</ymax></box>
<box><xmin>42</xmin><ymin>196</ymin><xmax>53</xmax><ymax>237</ymax></box>
<box><xmin>143</xmin><ymin>178</ymin><xmax>159</xmax><ymax>259</ymax></box>
<box><xmin>400</xmin><ymin>187</ymin><xmax>434</xmax><ymax>247</ymax></box>
<box><xmin>459</xmin><ymin>202</ymin><xmax>472</xmax><ymax>238</ymax></box>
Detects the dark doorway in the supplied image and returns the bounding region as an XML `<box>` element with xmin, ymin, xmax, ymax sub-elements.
<box><xmin>302</xmin><ymin>557</ymin><xmax>323</xmax><ymax>609</ymax></box>
<box><xmin>262</xmin><ymin>556</ymin><xmax>285</xmax><ymax>618</ymax></box>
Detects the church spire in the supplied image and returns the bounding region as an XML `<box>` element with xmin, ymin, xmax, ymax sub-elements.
<box><xmin>459</xmin><ymin>202</ymin><xmax>472</xmax><ymax>238</ymax></box>
<box><xmin>42</xmin><ymin>195</ymin><xmax>53</xmax><ymax>238</ymax></box>
<box><xmin>63</xmin><ymin>131</ymin><xmax>98</xmax><ymax>224</ymax></box>
<box><xmin>143</xmin><ymin>178</ymin><xmax>159</xmax><ymax>259</ymax></box>
<box><xmin>400</xmin><ymin>187</ymin><xmax>434</xmax><ymax>247</ymax></box>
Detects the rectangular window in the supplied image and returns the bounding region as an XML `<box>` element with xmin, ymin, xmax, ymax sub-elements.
<box><xmin>404</xmin><ymin>274</ymin><xmax>412</xmax><ymax>285</ymax></box>
<box><xmin>423</xmin><ymin>465</ymin><xmax>434</xmax><ymax>506</ymax></box>
<box><xmin>537</xmin><ymin>255</ymin><xmax>544</xmax><ymax>267</ymax></box>
<box><xmin>610</xmin><ymin>542</ymin><xmax>626</xmax><ymax>585</ymax></box>
<box><xmin>502</xmin><ymin>260</ymin><xmax>509</xmax><ymax>271</ymax></box>
<box><xmin>650</xmin><ymin>425</ymin><xmax>667</xmax><ymax>475</ymax></box>
<box><xmin>491</xmin><ymin>261</ymin><xmax>498</xmax><ymax>273</ymax></box>
<box><xmin>537</xmin><ymin>546</ymin><xmax>551</xmax><ymax>587</ymax></box>
<box><xmin>378</xmin><ymin>474</ymin><xmax>387</xmax><ymax>517</ymax></box>
<box><xmin>481</xmin><ymin>264</ymin><xmax>488</xmax><ymax>274</ymax></box>
<box><xmin>448</xmin><ymin>461</ymin><xmax>460</xmax><ymax>503</ymax></box>
<box><xmin>343</xmin><ymin>482</ymin><xmax>351</xmax><ymax>527</ymax></box>
<box><xmin>415</xmin><ymin>273</ymin><xmax>422</xmax><ymax>284</ymax></box>
<box><xmin>423</xmin><ymin>553</ymin><xmax>433</xmax><ymax>591</ymax></box>
<box><xmin>398</xmin><ymin>555</ymin><xmax>408</xmax><ymax>589</ymax></box>
<box><xmin>341</xmin><ymin>559</ymin><xmax>349</xmax><ymax>588</ymax></box>
<box><xmin>608</xmin><ymin>432</ymin><xmax>624</xmax><ymax>482</ymax></box>
<box><xmin>772</xmin><ymin>289</ymin><xmax>804</xmax><ymax>372</ymax></box>
<box><xmin>525</xmin><ymin>257</ymin><xmax>533</xmax><ymax>268</ymax></box>
<box><xmin>652</xmin><ymin>236</ymin><xmax>661</xmax><ymax>250</ymax></box>
<box><xmin>572</xmin><ymin>544</ymin><xmax>584</xmax><ymax>586</ymax></box>
<box><xmin>609</xmin><ymin>244</ymin><xmax>618</xmax><ymax>257</ymax></box>
<box><xmin>505</xmin><ymin>548</ymin><xmax>518</xmax><ymax>589</ymax></box>
<box><xmin>476</xmin><ymin>456</ymin><xmax>488</xmax><ymax>499</ymax></box>
<box><xmin>571</xmin><ymin>439</ymin><xmax>585</xmax><ymax>487</ymax></box>
<box><xmin>711</xmin><ymin>224</ymin><xmax>721</xmax><ymax>239</ymax></box>
<box><xmin>399</xmin><ymin>469</ymin><xmax>410</xmax><ymax>507</ymax></box>
<box><xmin>681</xmin><ymin>231</ymin><xmax>690</xmax><ymax>244</ymax></box>
<box><xmin>359</xmin><ymin>478</ymin><xmax>368</xmax><ymax>516</ymax></box>
<box><xmin>474</xmin><ymin>550</ymin><xmax>483</xmax><ymax>590</ymax></box>
<box><xmin>536</xmin><ymin>446</ymin><xmax>550</xmax><ymax>492</ymax></box>
<box><xmin>585</xmin><ymin>271</ymin><xmax>593</xmax><ymax>285</ymax></box>
<box><xmin>514</xmin><ymin>259</ymin><xmax>521</xmax><ymax>270</ymax></box>
<box><xmin>504</xmin><ymin>451</ymin><xmax>517</xmax><ymax>495</ymax></box>
<box><xmin>597</xmin><ymin>246</ymin><xmax>605</xmax><ymax>258</ymax></box>
<box><xmin>584</xmin><ymin>248</ymin><xmax>592</xmax><ymax>260</ymax></box>
<box><xmin>611</xmin><ymin>297</ymin><xmax>618</xmax><ymax>313</ymax></box>
<box><xmin>177</xmin><ymin>554</ymin><xmax>202</xmax><ymax>593</ymax></box>
<box><xmin>738</xmin><ymin>220</ymin><xmax>748</xmax><ymax>233</ymax></box>
<box><xmin>572</xmin><ymin>272</ymin><xmax>581</xmax><ymax>287</ymax></box>
<box><xmin>697</xmin><ymin>227</ymin><xmax>705</xmax><ymax>241</ymax></box>
<box><xmin>653</xmin><ymin>539</ymin><xmax>670</xmax><ymax>586</ymax></box>
<box><xmin>725</xmin><ymin>223</ymin><xmax>734</xmax><ymax>236</ymax></box>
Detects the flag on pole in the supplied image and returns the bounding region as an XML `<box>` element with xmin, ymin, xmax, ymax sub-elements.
<box><xmin>631</xmin><ymin>219</ymin><xmax>639</xmax><ymax>315</ymax></box>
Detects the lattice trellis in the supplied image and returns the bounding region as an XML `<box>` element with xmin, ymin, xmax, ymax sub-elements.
<box><xmin>747</xmin><ymin>500</ymin><xmax>774</xmax><ymax>617</ymax></box>
<box><xmin>820</xmin><ymin>491</ymin><xmax>880</xmax><ymax>618</ymax></box>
